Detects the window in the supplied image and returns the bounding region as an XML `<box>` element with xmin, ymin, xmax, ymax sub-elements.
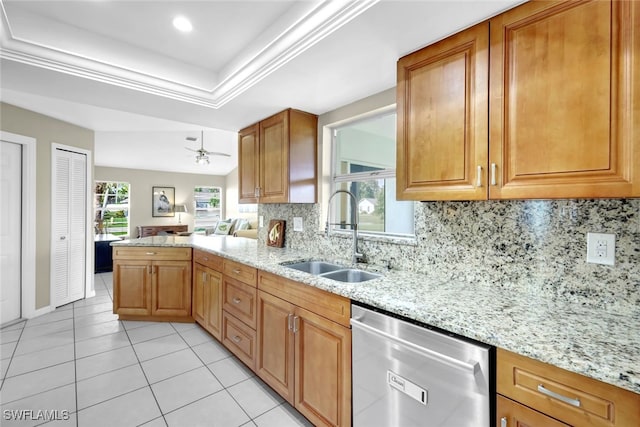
<box><xmin>193</xmin><ymin>186</ymin><xmax>221</xmax><ymax>232</ymax></box>
<box><xmin>330</xmin><ymin>111</ymin><xmax>414</xmax><ymax>237</ymax></box>
<box><xmin>94</xmin><ymin>181</ymin><xmax>129</xmax><ymax>237</ymax></box>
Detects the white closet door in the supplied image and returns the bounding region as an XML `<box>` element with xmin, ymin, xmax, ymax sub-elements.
<box><xmin>53</xmin><ymin>148</ymin><xmax>86</xmax><ymax>307</ymax></box>
<box><xmin>0</xmin><ymin>141</ymin><xmax>22</xmax><ymax>324</ymax></box>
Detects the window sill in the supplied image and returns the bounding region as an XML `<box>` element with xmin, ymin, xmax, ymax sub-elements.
<box><xmin>318</xmin><ymin>230</ymin><xmax>417</xmax><ymax>247</ymax></box>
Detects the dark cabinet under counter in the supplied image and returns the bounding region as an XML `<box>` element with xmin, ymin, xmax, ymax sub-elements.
<box><xmin>94</xmin><ymin>234</ymin><xmax>121</xmax><ymax>273</ymax></box>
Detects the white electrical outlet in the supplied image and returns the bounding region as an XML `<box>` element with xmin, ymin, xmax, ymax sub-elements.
<box><xmin>586</xmin><ymin>232</ymin><xmax>615</xmax><ymax>266</ymax></box>
<box><xmin>293</xmin><ymin>217</ymin><xmax>303</xmax><ymax>232</ymax></box>
<box><xmin>259</xmin><ymin>215</ymin><xmax>264</xmax><ymax>228</ymax></box>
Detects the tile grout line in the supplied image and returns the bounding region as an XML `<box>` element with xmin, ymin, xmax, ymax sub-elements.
<box><xmin>0</xmin><ymin>320</ymin><xmax>26</xmax><ymax>392</ymax></box>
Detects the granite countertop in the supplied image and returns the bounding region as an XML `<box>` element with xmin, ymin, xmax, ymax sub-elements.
<box><xmin>112</xmin><ymin>235</ymin><xmax>640</xmax><ymax>395</ymax></box>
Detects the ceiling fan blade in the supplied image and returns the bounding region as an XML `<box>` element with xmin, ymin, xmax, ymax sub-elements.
<box><xmin>204</xmin><ymin>151</ymin><xmax>231</xmax><ymax>157</ymax></box>
<box><xmin>185</xmin><ymin>147</ymin><xmax>199</xmax><ymax>153</ymax></box>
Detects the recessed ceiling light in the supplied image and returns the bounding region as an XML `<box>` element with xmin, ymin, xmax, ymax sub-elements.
<box><xmin>173</xmin><ymin>15</ymin><xmax>193</xmax><ymax>33</ymax></box>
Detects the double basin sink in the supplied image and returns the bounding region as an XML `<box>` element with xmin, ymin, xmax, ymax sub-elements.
<box><xmin>282</xmin><ymin>260</ymin><xmax>382</xmax><ymax>283</ymax></box>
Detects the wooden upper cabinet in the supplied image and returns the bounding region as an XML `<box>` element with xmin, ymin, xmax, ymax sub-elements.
<box><xmin>260</xmin><ymin>111</ymin><xmax>289</xmax><ymax>203</ymax></box>
<box><xmin>238</xmin><ymin>124</ymin><xmax>259</xmax><ymax>203</ymax></box>
<box><xmin>238</xmin><ymin>109</ymin><xmax>318</xmax><ymax>204</ymax></box>
<box><xmin>489</xmin><ymin>0</ymin><xmax>640</xmax><ymax>199</ymax></box>
<box><xmin>397</xmin><ymin>0</ymin><xmax>639</xmax><ymax>201</ymax></box>
<box><xmin>397</xmin><ymin>22</ymin><xmax>489</xmax><ymax>201</ymax></box>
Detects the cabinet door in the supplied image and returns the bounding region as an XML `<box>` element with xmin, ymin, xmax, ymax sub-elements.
<box><xmin>113</xmin><ymin>260</ymin><xmax>151</xmax><ymax>316</ymax></box>
<box><xmin>397</xmin><ymin>22</ymin><xmax>489</xmax><ymax>201</ymax></box>
<box><xmin>489</xmin><ymin>0</ymin><xmax>640</xmax><ymax>199</ymax></box>
<box><xmin>193</xmin><ymin>263</ymin><xmax>206</xmax><ymax>325</ymax></box>
<box><xmin>294</xmin><ymin>306</ymin><xmax>351</xmax><ymax>427</ymax></box>
<box><xmin>256</xmin><ymin>291</ymin><xmax>295</xmax><ymax>404</ymax></box>
<box><xmin>497</xmin><ymin>395</ymin><xmax>570</xmax><ymax>427</ymax></box>
<box><xmin>260</xmin><ymin>110</ymin><xmax>289</xmax><ymax>203</ymax></box>
<box><xmin>204</xmin><ymin>269</ymin><xmax>222</xmax><ymax>340</ymax></box>
<box><xmin>238</xmin><ymin>124</ymin><xmax>259</xmax><ymax>203</ymax></box>
<box><xmin>152</xmin><ymin>260</ymin><xmax>191</xmax><ymax>317</ymax></box>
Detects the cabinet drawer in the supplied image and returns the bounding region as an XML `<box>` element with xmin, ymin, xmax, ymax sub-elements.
<box><xmin>113</xmin><ymin>246</ymin><xmax>191</xmax><ymax>261</ymax></box>
<box><xmin>258</xmin><ymin>271</ymin><xmax>350</xmax><ymax>327</ymax></box>
<box><xmin>223</xmin><ymin>259</ymin><xmax>257</xmax><ymax>287</ymax></box>
<box><xmin>497</xmin><ymin>348</ymin><xmax>640</xmax><ymax>427</ymax></box>
<box><xmin>193</xmin><ymin>249</ymin><xmax>223</xmax><ymax>271</ymax></box>
<box><xmin>223</xmin><ymin>277</ymin><xmax>257</xmax><ymax>329</ymax></box>
<box><xmin>222</xmin><ymin>311</ymin><xmax>256</xmax><ymax>370</ymax></box>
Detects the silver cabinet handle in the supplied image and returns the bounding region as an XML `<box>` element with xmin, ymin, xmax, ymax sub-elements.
<box><xmin>232</xmin><ymin>335</ymin><xmax>241</xmax><ymax>343</ymax></box>
<box><xmin>292</xmin><ymin>316</ymin><xmax>299</xmax><ymax>333</ymax></box>
<box><xmin>537</xmin><ymin>384</ymin><xmax>581</xmax><ymax>407</ymax></box>
<box><xmin>287</xmin><ymin>313</ymin><xmax>294</xmax><ymax>331</ymax></box>
<box><xmin>500</xmin><ymin>417</ymin><xmax>507</xmax><ymax>427</ymax></box>
<box><xmin>202</xmin><ymin>272</ymin><xmax>206</xmax><ymax>282</ymax></box>
<box><xmin>145</xmin><ymin>252</ymin><xmax>156</xmax><ymax>255</ymax></box>
<box><xmin>476</xmin><ymin>165</ymin><xmax>482</xmax><ymax>187</ymax></box>
<box><xmin>232</xmin><ymin>269</ymin><xmax>241</xmax><ymax>275</ymax></box>
<box><xmin>490</xmin><ymin>163</ymin><xmax>497</xmax><ymax>186</ymax></box>
<box><xmin>232</xmin><ymin>297</ymin><xmax>241</xmax><ymax>304</ymax></box>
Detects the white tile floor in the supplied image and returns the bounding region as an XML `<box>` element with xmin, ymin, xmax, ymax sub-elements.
<box><xmin>0</xmin><ymin>273</ymin><xmax>313</xmax><ymax>427</ymax></box>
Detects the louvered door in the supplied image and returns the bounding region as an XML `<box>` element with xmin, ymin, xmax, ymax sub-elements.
<box><xmin>52</xmin><ymin>148</ymin><xmax>87</xmax><ymax>307</ymax></box>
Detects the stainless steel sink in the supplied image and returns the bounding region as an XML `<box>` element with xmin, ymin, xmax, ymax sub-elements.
<box><xmin>282</xmin><ymin>261</ymin><xmax>382</xmax><ymax>283</ymax></box>
<box><xmin>320</xmin><ymin>269</ymin><xmax>382</xmax><ymax>283</ymax></box>
<box><xmin>284</xmin><ymin>261</ymin><xmax>344</xmax><ymax>275</ymax></box>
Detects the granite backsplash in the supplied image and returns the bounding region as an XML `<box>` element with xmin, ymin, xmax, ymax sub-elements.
<box><xmin>258</xmin><ymin>199</ymin><xmax>640</xmax><ymax>312</ymax></box>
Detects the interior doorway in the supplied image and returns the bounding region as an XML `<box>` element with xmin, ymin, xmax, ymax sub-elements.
<box><xmin>0</xmin><ymin>141</ymin><xmax>22</xmax><ymax>324</ymax></box>
<box><xmin>0</xmin><ymin>131</ymin><xmax>36</xmax><ymax>325</ymax></box>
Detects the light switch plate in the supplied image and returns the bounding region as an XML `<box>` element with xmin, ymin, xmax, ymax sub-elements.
<box><xmin>586</xmin><ymin>232</ymin><xmax>615</xmax><ymax>266</ymax></box>
<box><xmin>293</xmin><ymin>217</ymin><xmax>303</xmax><ymax>232</ymax></box>
<box><xmin>259</xmin><ymin>216</ymin><xmax>264</xmax><ymax>228</ymax></box>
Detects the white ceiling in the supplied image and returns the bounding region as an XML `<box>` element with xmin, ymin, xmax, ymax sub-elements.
<box><xmin>0</xmin><ymin>0</ymin><xmax>524</xmax><ymax>175</ymax></box>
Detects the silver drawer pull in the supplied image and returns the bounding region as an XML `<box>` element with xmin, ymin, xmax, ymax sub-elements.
<box><xmin>232</xmin><ymin>297</ymin><xmax>241</xmax><ymax>304</ymax></box>
<box><xmin>537</xmin><ymin>384</ymin><xmax>581</xmax><ymax>407</ymax></box>
<box><xmin>232</xmin><ymin>335</ymin><xmax>241</xmax><ymax>343</ymax></box>
<box><xmin>500</xmin><ymin>417</ymin><xmax>507</xmax><ymax>427</ymax></box>
<box><xmin>145</xmin><ymin>252</ymin><xmax>157</xmax><ymax>255</ymax></box>
<box><xmin>232</xmin><ymin>269</ymin><xmax>241</xmax><ymax>274</ymax></box>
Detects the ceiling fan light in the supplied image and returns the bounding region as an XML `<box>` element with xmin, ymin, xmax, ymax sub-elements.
<box><xmin>196</xmin><ymin>154</ymin><xmax>209</xmax><ymax>165</ymax></box>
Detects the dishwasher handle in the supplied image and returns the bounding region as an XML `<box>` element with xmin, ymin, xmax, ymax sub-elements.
<box><xmin>351</xmin><ymin>317</ymin><xmax>480</xmax><ymax>375</ymax></box>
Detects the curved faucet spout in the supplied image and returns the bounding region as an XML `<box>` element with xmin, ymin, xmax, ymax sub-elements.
<box><xmin>326</xmin><ymin>189</ymin><xmax>364</xmax><ymax>264</ymax></box>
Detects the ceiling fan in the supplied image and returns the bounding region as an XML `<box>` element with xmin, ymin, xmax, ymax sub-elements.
<box><xmin>185</xmin><ymin>131</ymin><xmax>231</xmax><ymax>165</ymax></box>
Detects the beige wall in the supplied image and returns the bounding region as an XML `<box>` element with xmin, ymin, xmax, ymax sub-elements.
<box><xmin>1</xmin><ymin>102</ymin><xmax>94</xmax><ymax>309</ymax></box>
<box><xmin>95</xmin><ymin>166</ymin><xmax>227</xmax><ymax>236</ymax></box>
<box><xmin>224</xmin><ymin>167</ymin><xmax>258</xmax><ymax>222</ymax></box>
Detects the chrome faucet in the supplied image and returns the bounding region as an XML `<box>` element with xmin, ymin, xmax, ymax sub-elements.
<box><xmin>326</xmin><ymin>189</ymin><xmax>364</xmax><ymax>264</ymax></box>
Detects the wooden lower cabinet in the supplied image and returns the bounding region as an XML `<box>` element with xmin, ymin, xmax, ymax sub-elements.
<box><xmin>193</xmin><ymin>262</ymin><xmax>222</xmax><ymax>340</ymax></box>
<box><xmin>497</xmin><ymin>348</ymin><xmax>640</xmax><ymax>427</ymax></box>
<box><xmin>113</xmin><ymin>247</ymin><xmax>192</xmax><ymax>321</ymax></box>
<box><xmin>256</xmin><ymin>291</ymin><xmax>296</xmax><ymax>402</ymax></box>
<box><xmin>497</xmin><ymin>395</ymin><xmax>569</xmax><ymax>427</ymax></box>
<box><xmin>222</xmin><ymin>310</ymin><xmax>257</xmax><ymax>370</ymax></box>
<box><xmin>294</xmin><ymin>305</ymin><xmax>351</xmax><ymax>427</ymax></box>
<box><xmin>113</xmin><ymin>260</ymin><xmax>152</xmax><ymax>316</ymax></box>
<box><xmin>256</xmin><ymin>273</ymin><xmax>352</xmax><ymax>427</ymax></box>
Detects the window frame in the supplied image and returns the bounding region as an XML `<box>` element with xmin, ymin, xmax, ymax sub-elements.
<box><xmin>328</xmin><ymin>109</ymin><xmax>415</xmax><ymax>240</ymax></box>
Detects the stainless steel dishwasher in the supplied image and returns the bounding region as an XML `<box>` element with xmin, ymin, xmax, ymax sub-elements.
<box><xmin>351</xmin><ymin>304</ymin><xmax>494</xmax><ymax>427</ymax></box>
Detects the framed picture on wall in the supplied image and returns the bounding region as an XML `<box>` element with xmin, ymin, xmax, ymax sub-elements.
<box><xmin>152</xmin><ymin>186</ymin><xmax>175</xmax><ymax>217</ymax></box>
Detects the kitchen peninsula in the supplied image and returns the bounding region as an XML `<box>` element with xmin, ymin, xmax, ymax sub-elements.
<box><xmin>111</xmin><ymin>234</ymin><xmax>640</xmax><ymax>399</ymax></box>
